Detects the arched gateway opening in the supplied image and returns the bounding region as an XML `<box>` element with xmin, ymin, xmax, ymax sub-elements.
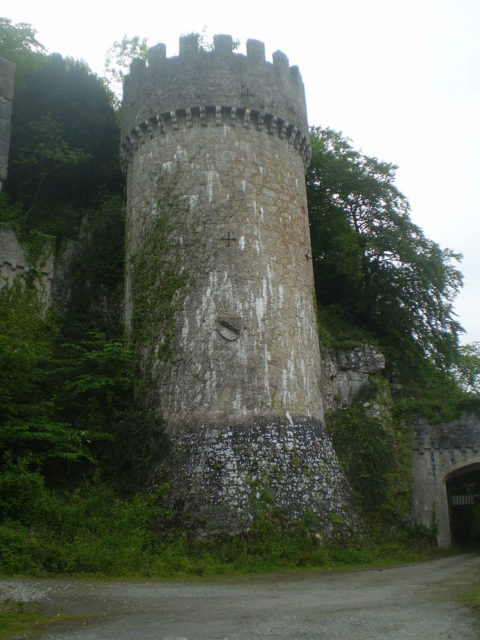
<box><xmin>446</xmin><ymin>463</ymin><xmax>480</xmax><ymax>547</ymax></box>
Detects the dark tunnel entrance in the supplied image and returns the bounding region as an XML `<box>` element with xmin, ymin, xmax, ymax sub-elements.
<box><xmin>447</xmin><ymin>464</ymin><xmax>480</xmax><ymax>548</ymax></box>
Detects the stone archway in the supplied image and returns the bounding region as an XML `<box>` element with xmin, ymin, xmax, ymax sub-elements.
<box><xmin>410</xmin><ymin>413</ymin><xmax>480</xmax><ymax>547</ymax></box>
<box><xmin>446</xmin><ymin>462</ymin><xmax>480</xmax><ymax>547</ymax></box>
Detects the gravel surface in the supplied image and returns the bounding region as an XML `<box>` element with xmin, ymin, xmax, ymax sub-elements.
<box><xmin>1</xmin><ymin>554</ymin><xmax>479</xmax><ymax>639</ymax></box>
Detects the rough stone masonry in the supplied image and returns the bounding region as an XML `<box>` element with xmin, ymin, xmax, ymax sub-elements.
<box><xmin>121</xmin><ymin>34</ymin><xmax>356</xmax><ymax>534</ymax></box>
<box><xmin>0</xmin><ymin>57</ymin><xmax>15</xmax><ymax>193</ymax></box>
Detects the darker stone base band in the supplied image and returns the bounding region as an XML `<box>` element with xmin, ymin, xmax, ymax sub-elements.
<box><xmin>164</xmin><ymin>415</ymin><xmax>360</xmax><ymax>538</ymax></box>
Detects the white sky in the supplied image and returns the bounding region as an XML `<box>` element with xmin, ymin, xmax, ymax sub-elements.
<box><xmin>3</xmin><ymin>0</ymin><xmax>479</xmax><ymax>343</ymax></box>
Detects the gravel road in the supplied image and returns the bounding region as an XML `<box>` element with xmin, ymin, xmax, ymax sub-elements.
<box><xmin>1</xmin><ymin>554</ymin><xmax>479</xmax><ymax>639</ymax></box>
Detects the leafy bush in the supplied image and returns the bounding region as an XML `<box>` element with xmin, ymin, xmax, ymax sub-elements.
<box><xmin>0</xmin><ymin>461</ymin><xmax>46</xmax><ymax>525</ymax></box>
<box><xmin>0</xmin><ymin>476</ymin><xmax>161</xmax><ymax>575</ymax></box>
<box><xmin>0</xmin><ymin>279</ymin><xmax>95</xmax><ymax>470</ymax></box>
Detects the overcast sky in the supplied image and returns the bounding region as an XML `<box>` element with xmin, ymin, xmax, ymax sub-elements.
<box><xmin>3</xmin><ymin>0</ymin><xmax>479</xmax><ymax>343</ymax></box>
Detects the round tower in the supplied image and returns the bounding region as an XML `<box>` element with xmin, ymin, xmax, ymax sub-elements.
<box><xmin>122</xmin><ymin>34</ymin><xmax>355</xmax><ymax>534</ymax></box>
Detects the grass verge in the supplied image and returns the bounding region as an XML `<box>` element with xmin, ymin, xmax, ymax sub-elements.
<box><xmin>0</xmin><ymin>476</ymin><xmax>442</xmax><ymax>579</ymax></box>
<box><xmin>464</xmin><ymin>582</ymin><xmax>480</xmax><ymax>610</ymax></box>
<box><xmin>0</xmin><ymin>599</ymin><xmax>70</xmax><ymax>640</ymax></box>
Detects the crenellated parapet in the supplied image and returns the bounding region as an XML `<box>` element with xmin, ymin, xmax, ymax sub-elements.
<box><xmin>121</xmin><ymin>34</ymin><xmax>311</xmax><ymax>168</ymax></box>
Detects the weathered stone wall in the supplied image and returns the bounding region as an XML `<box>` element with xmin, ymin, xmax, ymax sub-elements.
<box><xmin>0</xmin><ymin>57</ymin><xmax>15</xmax><ymax>192</ymax></box>
<box><xmin>0</xmin><ymin>225</ymin><xmax>81</xmax><ymax>310</ymax></box>
<box><xmin>123</xmin><ymin>35</ymin><xmax>319</xmax><ymax>427</ymax></box>
<box><xmin>0</xmin><ymin>225</ymin><xmax>54</xmax><ymax>305</ymax></box>
<box><xmin>125</xmin><ymin>116</ymin><xmax>322</xmax><ymax>426</ymax></box>
<box><xmin>121</xmin><ymin>35</ymin><xmax>310</xmax><ymax>164</ymax></box>
<box><xmin>411</xmin><ymin>413</ymin><xmax>480</xmax><ymax>547</ymax></box>
<box><xmin>122</xmin><ymin>34</ymin><xmax>357</xmax><ymax>533</ymax></box>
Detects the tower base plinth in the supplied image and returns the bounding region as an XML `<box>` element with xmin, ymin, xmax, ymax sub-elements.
<box><xmin>164</xmin><ymin>416</ymin><xmax>360</xmax><ymax>538</ymax></box>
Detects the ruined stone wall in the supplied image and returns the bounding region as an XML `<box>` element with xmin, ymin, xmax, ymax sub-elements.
<box><xmin>0</xmin><ymin>224</ymin><xmax>80</xmax><ymax>310</ymax></box>
<box><xmin>122</xmin><ymin>35</ymin><xmax>357</xmax><ymax>534</ymax></box>
<box><xmin>0</xmin><ymin>57</ymin><xmax>15</xmax><ymax>192</ymax></box>
<box><xmin>0</xmin><ymin>225</ymin><xmax>54</xmax><ymax>305</ymax></box>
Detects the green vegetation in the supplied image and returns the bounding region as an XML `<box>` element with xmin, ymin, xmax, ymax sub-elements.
<box><xmin>0</xmin><ymin>17</ymin><xmax>479</xmax><ymax>582</ymax></box>
<box><xmin>308</xmin><ymin>126</ymin><xmax>479</xmax><ymax>425</ymax></box>
<box><xmin>454</xmin><ymin>342</ymin><xmax>480</xmax><ymax>395</ymax></box>
<box><xmin>0</xmin><ymin>599</ymin><xmax>66</xmax><ymax>640</ymax></box>
<box><xmin>327</xmin><ymin>379</ymin><xmax>411</xmax><ymax>529</ymax></box>
<box><xmin>104</xmin><ymin>34</ymin><xmax>149</xmax><ymax>107</ymax></box>
<box><xmin>308</xmin><ymin>127</ymin><xmax>463</xmax><ymax>372</ymax></box>
<box><xmin>0</xmin><ymin>468</ymin><xmax>440</xmax><ymax>578</ymax></box>
<box><xmin>128</xmin><ymin>170</ymin><xmax>191</xmax><ymax>402</ymax></box>
<box><xmin>464</xmin><ymin>582</ymin><xmax>480</xmax><ymax>610</ymax></box>
<box><xmin>0</xmin><ymin>17</ymin><xmax>122</xmax><ymax>243</ymax></box>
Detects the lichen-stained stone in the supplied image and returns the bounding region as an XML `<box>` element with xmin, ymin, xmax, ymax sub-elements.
<box><xmin>122</xmin><ymin>34</ymin><xmax>358</xmax><ymax>534</ymax></box>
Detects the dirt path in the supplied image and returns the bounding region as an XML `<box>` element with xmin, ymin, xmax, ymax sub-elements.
<box><xmin>1</xmin><ymin>554</ymin><xmax>479</xmax><ymax>639</ymax></box>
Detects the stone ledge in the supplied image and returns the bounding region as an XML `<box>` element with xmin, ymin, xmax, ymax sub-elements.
<box><xmin>121</xmin><ymin>104</ymin><xmax>311</xmax><ymax>170</ymax></box>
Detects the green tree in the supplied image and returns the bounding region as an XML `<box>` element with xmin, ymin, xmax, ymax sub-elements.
<box><xmin>0</xmin><ymin>17</ymin><xmax>48</xmax><ymax>105</ymax></box>
<box><xmin>15</xmin><ymin>113</ymin><xmax>91</xmax><ymax>222</ymax></box>
<box><xmin>0</xmin><ymin>279</ymin><xmax>95</xmax><ymax>470</ymax></box>
<box><xmin>0</xmin><ymin>17</ymin><xmax>44</xmax><ymax>58</ymax></box>
<box><xmin>53</xmin><ymin>332</ymin><xmax>132</xmax><ymax>436</ymax></box>
<box><xmin>307</xmin><ymin>127</ymin><xmax>463</xmax><ymax>370</ymax></box>
<box><xmin>1</xmin><ymin>21</ymin><xmax>122</xmax><ymax>239</ymax></box>
<box><xmin>60</xmin><ymin>195</ymin><xmax>126</xmax><ymax>335</ymax></box>
<box><xmin>453</xmin><ymin>342</ymin><xmax>480</xmax><ymax>394</ymax></box>
<box><xmin>104</xmin><ymin>35</ymin><xmax>148</xmax><ymax>106</ymax></box>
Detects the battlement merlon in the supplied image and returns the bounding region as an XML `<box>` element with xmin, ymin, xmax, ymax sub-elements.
<box><xmin>121</xmin><ymin>34</ymin><xmax>310</xmax><ymax>166</ymax></box>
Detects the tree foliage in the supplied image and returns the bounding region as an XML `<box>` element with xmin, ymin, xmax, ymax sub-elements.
<box><xmin>15</xmin><ymin>113</ymin><xmax>91</xmax><ymax>222</ymax></box>
<box><xmin>1</xmin><ymin>20</ymin><xmax>122</xmax><ymax>239</ymax></box>
<box><xmin>0</xmin><ymin>279</ymin><xmax>95</xmax><ymax>470</ymax></box>
<box><xmin>0</xmin><ymin>277</ymin><xmax>167</xmax><ymax>489</ymax></box>
<box><xmin>328</xmin><ymin>381</ymin><xmax>410</xmax><ymax>527</ymax></box>
<box><xmin>0</xmin><ymin>17</ymin><xmax>45</xmax><ymax>78</ymax></box>
<box><xmin>104</xmin><ymin>35</ymin><xmax>149</xmax><ymax>106</ymax></box>
<box><xmin>453</xmin><ymin>342</ymin><xmax>480</xmax><ymax>395</ymax></box>
<box><xmin>307</xmin><ymin>127</ymin><xmax>463</xmax><ymax>370</ymax></box>
<box><xmin>0</xmin><ymin>17</ymin><xmax>44</xmax><ymax>57</ymax></box>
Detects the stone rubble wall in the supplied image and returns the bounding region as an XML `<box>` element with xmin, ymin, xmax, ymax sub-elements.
<box><xmin>0</xmin><ymin>225</ymin><xmax>80</xmax><ymax>310</ymax></box>
<box><xmin>170</xmin><ymin>415</ymin><xmax>360</xmax><ymax>538</ymax></box>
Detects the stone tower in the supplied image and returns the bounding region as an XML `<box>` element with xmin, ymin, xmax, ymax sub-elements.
<box><xmin>121</xmin><ymin>34</ymin><xmax>354</xmax><ymax>534</ymax></box>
